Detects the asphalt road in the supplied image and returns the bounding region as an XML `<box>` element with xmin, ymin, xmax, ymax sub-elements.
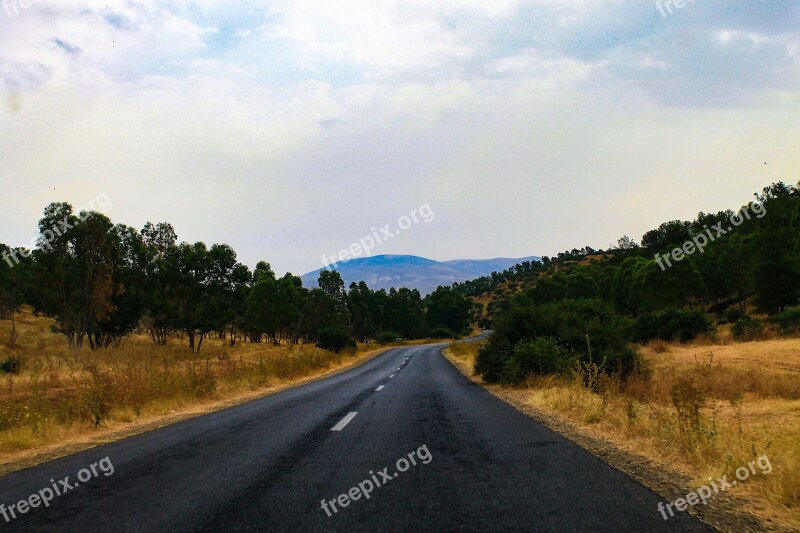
<box><xmin>0</xmin><ymin>344</ymin><xmax>712</xmax><ymax>532</ymax></box>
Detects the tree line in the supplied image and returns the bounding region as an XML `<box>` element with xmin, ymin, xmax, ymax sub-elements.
<box><xmin>474</xmin><ymin>181</ymin><xmax>800</xmax><ymax>384</ymax></box>
<box><xmin>0</xmin><ymin>202</ymin><xmax>472</xmax><ymax>352</ymax></box>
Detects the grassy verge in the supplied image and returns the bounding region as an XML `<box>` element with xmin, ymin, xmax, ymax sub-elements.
<box><xmin>445</xmin><ymin>338</ymin><xmax>800</xmax><ymax>531</ymax></box>
<box><xmin>0</xmin><ymin>308</ymin><xmax>392</xmax><ymax>472</ymax></box>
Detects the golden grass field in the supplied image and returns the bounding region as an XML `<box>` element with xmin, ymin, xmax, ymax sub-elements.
<box><xmin>0</xmin><ymin>307</ymin><xmax>403</xmax><ymax>470</ymax></box>
<box><xmin>447</xmin><ymin>336</ymin><xmax>800</xmax><ymax>530</ymax></box>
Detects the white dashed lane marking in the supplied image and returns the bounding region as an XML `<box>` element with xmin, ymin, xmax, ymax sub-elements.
<box><xmin>331</xmin><ymin>412</ymin><xmax>358</xmax><ymax>432</ymax></box>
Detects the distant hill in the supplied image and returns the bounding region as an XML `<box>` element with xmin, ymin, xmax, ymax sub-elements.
<box><xmin>301</xmin><ymin>255</ymin><xmax>540</xmax><ymax>295</ymax></box>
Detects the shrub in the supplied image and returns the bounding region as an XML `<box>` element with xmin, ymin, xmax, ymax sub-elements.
<box><xmin>774</xmin><ymin>306</ymin><xmax>800</xmax><ymax>335</ymax></box>
<box><xmin>429</xmin><ymin>326</ymin><xmax>458</xmax><ymax>339</ymax></box>
<box><xmin>670</xmin><ymin>376</ymin><xmax>711</xmax><ymax>451</ymax></box>
<box><xmin>732</xmin><ymin>315</ymin><xmax>763</xmax><ymax>342</ymax></box>
<box><xmin>631</xmin><ymin>309</ymin><xmax>715</xmax><ymax>343</ymax></box>
<box><xmin>474</xmin><ymin>335</ymin><xmax>513</xmax><ymax>382</ymax></box>
<box><xmin>0</xmin><ymin>355</ymin><xmax>22</xmax><ymax>374</ymax></box>
<box><xmin>315</xmin><ymin>327</ymin><xmax>356</xmax><ymax>353</ymax></box>
<box><xmin>725</xmin><ymin>307</ymin><xmax>745</xmax><ymax>324</ymax></box>
<box><xmin>475</xmin><ymin>298</ymin><xmax>639</xmax><ymax>384</ymax></box>
<box><xmin>375</xmin><ymin>331</ymin><xmax>402</xmax><ymax>345</ymax></box>
<box><xmin>508</xmin><ymin>337</ymin><xmax>571</xmax><ymax>380</ymax></box>
<box><xmin>79</xmin><ymin>363</ymin><xmax>115</xmax><ymax>426</ymax></box>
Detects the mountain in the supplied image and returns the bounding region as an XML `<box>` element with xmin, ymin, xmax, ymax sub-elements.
<box><xmin>300</xmin><ymin>254</ymin><xmax>541</xmax><ymax>295</ymax></box>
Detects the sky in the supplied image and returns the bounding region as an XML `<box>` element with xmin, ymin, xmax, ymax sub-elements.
<box><xmin>0</xmin><ymin>0</ymin><xmax>798</xmax><ymax>276</ymax></box>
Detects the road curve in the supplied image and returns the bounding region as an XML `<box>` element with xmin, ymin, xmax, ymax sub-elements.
<box><xmin>0</xmin><ymin>344</ymin><xmax>712</xmax><ymax>532</ymax></box>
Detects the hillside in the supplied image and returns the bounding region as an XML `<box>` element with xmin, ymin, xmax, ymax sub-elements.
<box><xmin>301</xmin><ymin>254</ymin><xmax>541</xmax><ymax>295</ymax></box>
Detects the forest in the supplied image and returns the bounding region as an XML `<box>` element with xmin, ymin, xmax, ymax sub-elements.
<box><xmin>470</xmin><ymin>181</ymin><xmax>800</xmax><ymax>383</ymax></box>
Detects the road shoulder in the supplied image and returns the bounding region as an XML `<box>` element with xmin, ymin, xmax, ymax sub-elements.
<box><xmin>442</xmin><ymin>348</ymin><xmax>786</xmax><ymax>533</ymax></box>
<box><xmin>0</xmin><ymin>345</ymin><xmax>394</xmax><ymax>477</ymax></box>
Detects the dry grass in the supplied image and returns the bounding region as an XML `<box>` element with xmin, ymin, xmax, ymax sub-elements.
<box><xmin>0</xmin><ymin>307</ymin><xmax>388</xmax><ymax>463</ymax></box>
<box><xmin>446</xmin><ymin>338</ymin><xmax>800</xmax><ymax>529</ymax></box>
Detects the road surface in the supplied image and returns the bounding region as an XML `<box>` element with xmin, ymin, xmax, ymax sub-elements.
<box><xmin>0</xmin><ymin>344</ymin><xmax>712</xmax><ymax>532</ymax></box>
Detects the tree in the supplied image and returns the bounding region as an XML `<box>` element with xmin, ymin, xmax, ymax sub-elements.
<box><xmin>300</xmin><ymin>273</ymin><xmax>351</xmax><ymax>345</ymax></box>
<box><xmin>347</xmin><ymin>281</ymin><xmax>377</xmax><ymax>341</ymax></box>
<box><xmin>33</xmin><ymin>204</ymin><xmax>121</xmax><ymax>349</ymax></box>
<box><xmin>162</xmin><ymin>242</ymin><xmax>213</xmax><ymax>352</ymax></box>
<box><xmin>318</xmin><ymin>269</ymin><xmax>348</xmax><ymax>312</ymax></box>
<box><xmin>425</xmin><ymin>286</ymin><xmax>471</xmax><ymax>335</ymax></box>
<box><xmin>641</xmin><ymin>220</ymin><xmax>693</xmax><ymax>253</ymax></box>
<box><xmin>87</xmin><ymin>224</ymin><xmax>149</xmax><ymax>348</ymax></box>
<box><xmin>616</xmin><ymin>235</ymin><xmax>638</xmax><ymax>250</ymax></box>
<box><xmin>167</xmin><ymin>243</ymin><xmax>247</xmax><ymax>352</ymax></box>
<box><xmin>382</xmin><ymin>288</ymin><xmax>426</xmax><ymax>339</ymax></box>
<box><xmin>0</xmin><ymin>243</ymin><xmax>29</xmax><ymax>346</ymax></box>
<box><xmin>141</xmin><ymin>222</ymin><xmax>177</xmax><ymax>258</ymax></box>
<box><xmin>745</xmin><ymin>183</ymin><xmax>800</xmax><ymax>313</ymax></box>
<box><xmin>140</xmin><ymin>223</ymin><xmax>179</xmax><ymax>346</ymax></box>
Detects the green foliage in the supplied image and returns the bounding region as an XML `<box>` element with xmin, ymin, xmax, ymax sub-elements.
<box><xmin>425</xmin><ymin>286</ymin><xmax>471</xmax><ymax>334</ymax></box>
<box><xmin>0</xmin><ymin>355</ymin><xmax>22</xmax><ymax>374</ymax></box>
<box><xmin>725</xmin><ymin>307</ymin><xmax>745</xmax><ymax>324</ymax></box>
<box><xmin>773</xmin><ymin>306</ymin><xmax>800</xmax><ymax>335</ymax></box>
<box><xmin>428</xmin><ymin>326</ymin><xmax>458</xmax><ymax>339</ymax></box>
<box><xmin>732</xmin><ymin>315</ymin><xmax>763</xmax><ymax>342</ymax></box>
<box><xmin>346</xmin><ymin>284</ymin><xmax>427</xmax><ymax>340</ymax></box>
<box><xmin>630</xmin><ymin>309</ymin><xmax>715</xmax><ymax>343</ymax></box>
<box><xmin>451</xmin><ymin>259</ymin><xmax>545</xmax><ymax>298</ymax></box>
<box><xmin>461</xmin><ymin>181</ymin><xmax>800</xmax><ymax>331</ymax></box>
<box><xmin>475</xmin><ymin>298</ymin><xmax>639</xmax><ymax>384</ymax></box>
<box><xmin>375</xmin><ymin>331</ymin><xmax>402</xmax><ymax>344</ymax></box>
<box><xmin>315</xmin><ymin>327</ymin><xmax>356</xmax><ymax>353</ymax></box>
<box><xmin>507</xmin><ymin>337</ymin><xmax>571</xmax><ymax>380</ymax></box>
<box><xmin>382</xmin><ymin>288</ymin><xmax>427</xmax><ymax>339</ymax></box>
<box><xmin>641</xmin><ymin>220</ymin><xmax>693</xmax><ymax>253</ymax></box>
<box><xmin>751</xmin><ymin>187</ymin><xmax>800</xmax><ymax>313</ymax></box>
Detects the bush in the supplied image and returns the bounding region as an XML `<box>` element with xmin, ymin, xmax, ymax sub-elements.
<box><xmin>0</xmin><ymin>355</ymin><xmax>22</xmax><ymax>374</ymax></box>
<box><xmin>631</xmin><ymin>309</ymin><xmax>715</xmax><ymax>343</ymax></box>
<box><xmin>507</xmin><ymin>337</ymin><xmax>571</xmax><ymax>380</ymax></box>
<box><xmin>670</xmin><ymin>376</ymin><xmax>710</xmax><ymax>450</ymax></box>
<box><xmin>725</xmin><ymin>307</ymin><xmax>745</xmax><ymax>324</ymax></box>
<box><xmin>774</xmin><ymin>306</ymin><xmax>800</xmax><ymax>335</ymax></box>
<box><xmin>375</xmin><ymin>331</ymin><xmax>402</xmax><ymax>345</ymax></box>
<box><xmin>732</xmin><ymin>315</ymin><xmax>763</xmax><ymax>342</ymax></box>
<box><xmin>429</xmin><ymin>326</ymin><xmax>458</xmax><ymax>339</ymax></box>
<box><xmin>475</xmin><ymin>298</ymin><xmax>639</xmax><ymax>384</ymax></box>
<box><xmin>315</xmin><ymin>327</ymin><xmax>356</xmax><ymax>353</ymax></box>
